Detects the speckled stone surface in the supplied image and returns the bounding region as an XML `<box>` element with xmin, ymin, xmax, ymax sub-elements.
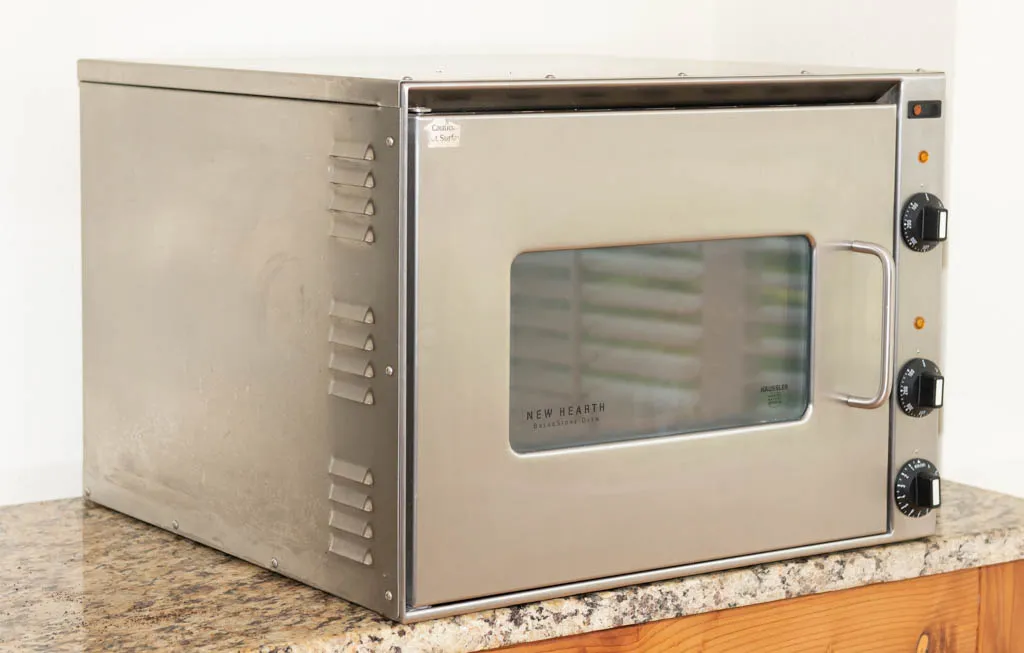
<box><xmin>2</xmin><ymin>482</ymin><xmax>1023</xmax><ymax>652</ymax></box>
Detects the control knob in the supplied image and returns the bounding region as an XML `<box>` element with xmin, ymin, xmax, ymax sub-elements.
<box><xmin>895</xmin><ymin>458</ymin><xmax>941</xmax><ymax>518</ymax></box>
<box><xmin>900</xmin><ymin>193</ymin><xmax>948</xmax><ymax>252</ymax></box>
<box><xmin>897</xmin><ymin>358</ymin><xmax>944</xmax><ymax>418</ymax></box>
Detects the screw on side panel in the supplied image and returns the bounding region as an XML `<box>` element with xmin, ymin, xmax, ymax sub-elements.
<box><xmin>171</xmin><ymin>520</ymin><xmax>179</xmax><ymax>530</ymax></box>
<box><xmin>271</xmin><ymin>558</ymin><xmax>279</xmax><ymax>569</ymax></box>
<box><xmin>385</xmin><ymin>137</ymin><xmax>395</xmax><ymax>148</ymax></box>
<box><xmin>385</xmin><ymin>365</ymin><xmax>394</xmax><ymax>376</ymax></box>
<box><xmin>84</xmin><ymin>488</ymin><xmax>91</xmax><ymax>497</ymax></box>
<box><xmin>384</xmin><ymin>590</ymin><xmax>393</xmax><ymax>601</ymax></box>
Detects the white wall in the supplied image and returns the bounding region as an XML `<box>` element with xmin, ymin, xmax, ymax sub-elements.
<box><xmin>709</xmin><ymin>1</ymin><xmax>954</xmax><ymax>71</ymax></box>
<box><xmin>2</xmin><ymin>0</ymin><xmax>989</xmax><ymax>507</ymax></box>
<box><xmin>943</xmin><ymin>1</ymin><xmax>1024</xmax><ymax>496</ymax></box>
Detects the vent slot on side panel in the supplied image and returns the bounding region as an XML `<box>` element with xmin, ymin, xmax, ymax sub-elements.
<box><xmin>329</xmin><ymin>213</ymin><xmax>376</xmax><ymax>244</ymax></box>
<box><xmin>329</xmin><ymin>533</ymin><xmax>374</xmax><ymax>566</ymax></box>
<box><xmin>329</xmin><ymin>186</ymin><xmax>375</xmax><ymax>216</ymax></box>
<box><xmin>329</xmin><ymin>299</ymin><xmax>375</xmax><ymax>325</ymax></box>
<box><xmin>330</xmin><ymin>510</ymin><xmax>374</xmax><ymax>539</ymax></box>
<box><xmin>329</xmin><ymin>348</ymin><xmax>375</xmax><ymax>379</ymax></box>
<box><xmin>329</xmin><ymin>456</ymin><xmax>374</xmax><ymax>486</ymax></box>
<box><xmin>329</xmin><ymin>158</ymin><xmax>376</xmax><ymax>189</ymax></box>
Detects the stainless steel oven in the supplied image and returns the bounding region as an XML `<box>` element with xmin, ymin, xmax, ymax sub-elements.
<box><xmin>79</xmin><ymin>56</ymin><xmax>947</xmax><ymax>622</ymax></box>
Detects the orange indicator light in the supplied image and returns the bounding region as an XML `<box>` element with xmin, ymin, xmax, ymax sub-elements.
<box><xmin>918</xmin><ymin>150</ymin><xmax>930</xmax><ymax>163</ymax></box>
<box><xmin>914</xmin><ymin>316</ymin><xmax>926</xmax><ymax>330</ymax></box>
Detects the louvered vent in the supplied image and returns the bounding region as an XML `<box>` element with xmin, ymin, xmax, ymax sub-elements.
<box><xmin>326</xmin><ymin>139</ymin><xmax>379</xmax><ymax>406</ymax></box>
<box><xmin>327</xmin><ymin>297</ymin><xmax>377</xmax><ymax>406</ymax></box>
<box><xmin>328</xmin><ymin>140</ymin><xmax>376</xmax><ymax>245</ymax></box>
<box><xmin>327</xmin><ymin>456</ymin><xmax>374</xmax><ymax>566</ymax></box>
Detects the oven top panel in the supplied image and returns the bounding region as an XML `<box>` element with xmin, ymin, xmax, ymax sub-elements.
<box><xmin>77</xmin><ymin>56</ymin><xmax>932</xmax><ymax>108</ymax></box>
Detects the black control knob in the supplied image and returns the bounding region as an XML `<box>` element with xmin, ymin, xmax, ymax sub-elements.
<box><xmin>900</xmin><ymin>193</ymin><xmax>948</xmax><ymax>252</ymax></box>
<box><xmin>895</xmin><ymin>458</ymin><xmax>941</xmax><ymax>518</ymax></box>
<box><xmin>897</xmin><ymin>358</ymin><xmax>944</xmax><ymax>418</ymax></box>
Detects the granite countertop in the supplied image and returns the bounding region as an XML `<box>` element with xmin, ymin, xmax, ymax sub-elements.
<box><xmin>2</xmin><ymin>482</ymin><xmax>1023</xmax><ymax>653</ymax></box>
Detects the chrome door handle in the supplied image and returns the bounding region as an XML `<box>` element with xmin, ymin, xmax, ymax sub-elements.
<box><xmin>838</xmin><ymin>241</ymin><xmax>896</xmax><ymax>409</ymax></box>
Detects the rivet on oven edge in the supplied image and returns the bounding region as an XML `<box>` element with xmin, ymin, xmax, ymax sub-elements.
<box><xmin>171</xmin><ymin>520</ymin><xmax>179</xmax><ymax>530</ymax></box>
<box><xmin>384</xmin><ymin>590</ymin><xmax>394</xmax><ymax>601</ymax></box>
<box><xmin>385</xmin><ymin>137</ymin><xmax>395</xmax><ymax>148</ymax></box>
<box><xmin>271</xmin><ymin>558</ymin><xmax>279</xmax><ymax>569</ymax></box>
<box><xmin>800</xmin><ymin>70</ymin><xmax>810</xmax><ymax>75</ymax></box>
<box><xmin>402</xmin><ymin>76</ymin><xmax>413</xmax><ymax>81</ymax></box>
<box><xmin>677</xmin><ymin>72</ymin><xmax>687</xmax><ymax>77</ymax></box>
<box><xmin>385</xmin><ymin>365</ymin><xmax>394</xmax><ymax>376</ymax></box>
<box><xmin>545</xmin><ymin>74</ymin><xmax>556</xmax><ymax>79</ymax></box>
<box><xmin>84</xmin><ymin>487</ymin><xmax>91</xmax><ymax>497</ymax></box>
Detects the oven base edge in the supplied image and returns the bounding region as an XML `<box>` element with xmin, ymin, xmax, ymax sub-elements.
<box><xmin>401</xmin><ymin>529</ymin><xmax>909</xmax><ymax>622</ymax></box>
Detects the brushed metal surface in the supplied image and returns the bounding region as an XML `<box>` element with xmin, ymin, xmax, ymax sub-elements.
<box><xmin>80</xmin><ymin>83</ymin><xmax>404</xmax><ymax>619</ymax></box>
<box><xmin>888</xmin><ymin>74</ymin><xmax>947</xmax><ymax>541</ymax></box>
<box><xmin>410</xmin><ymin>104</ymin><xmax>898</xmax><ymax>606</ymax></box>
<box><xmin>838</xmin><ymin>241</ymin><xmax>897</xmax><ymax>409</ymax></box>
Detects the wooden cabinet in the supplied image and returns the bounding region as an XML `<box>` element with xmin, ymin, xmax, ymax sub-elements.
<box><xmin>502</xmin><ymin>560</ymin><xmax>1024</xmax><ymax>653</ymax></box>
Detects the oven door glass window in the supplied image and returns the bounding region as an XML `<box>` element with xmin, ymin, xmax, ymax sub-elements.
<box><xmin>509</xmin><ymin>235</ymin><xmax>812</xmax><ymax>453</ymax></box>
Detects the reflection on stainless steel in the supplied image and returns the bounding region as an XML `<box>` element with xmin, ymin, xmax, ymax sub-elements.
<box><xmin>510</xmin><ymin>236</ymin><xmax>812</xmax><ymax>452</ymax></box>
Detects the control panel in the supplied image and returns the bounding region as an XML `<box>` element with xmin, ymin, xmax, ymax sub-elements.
<box><xmin>892</xmin><ymin>76</ymin><xmax>946</xmax><ymax>532</ymax></box>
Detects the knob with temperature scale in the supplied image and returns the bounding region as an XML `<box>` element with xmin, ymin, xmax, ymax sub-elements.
<box><xmin>897</xmin><ymin>358</ymin><xmax>944</xmax><ymax>418</ymax></box>
<box><xmin>895</xmin><ymin>458</ymin><xmax>941</xmax><ymax>518</ymax></box>
<box><xmin>900</xmin><ymin>193</ymin><xmax>948</xmax><ymax>252</ymax></box>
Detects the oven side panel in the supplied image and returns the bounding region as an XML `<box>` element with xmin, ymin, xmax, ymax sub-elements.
<box><xmin>80</xmin><ymin>83</ymin><xmax>405</xmax><ymax>619</ymax></box>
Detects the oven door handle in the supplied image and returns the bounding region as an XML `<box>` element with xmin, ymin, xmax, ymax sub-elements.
<box><xmin>836</xmin><ymin>241</ymin><xmax>897</xmax><ymax>409</ymax></box>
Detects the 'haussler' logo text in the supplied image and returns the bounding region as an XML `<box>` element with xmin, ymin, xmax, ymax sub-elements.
<box><xmin>760</xmin><ymin>383</ymin><xmax>789</xmax><ymax>407</ymax></box>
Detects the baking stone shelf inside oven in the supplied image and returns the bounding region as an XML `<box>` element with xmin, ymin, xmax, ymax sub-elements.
<box><xmin>406</xmin><ymin>78</ymin><xmax>899</xmax><ymax>114</ymax></box>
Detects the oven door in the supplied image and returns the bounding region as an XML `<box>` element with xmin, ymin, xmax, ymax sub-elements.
<box><xmin>409</xmin><ymin>103</ymin><xmax>897</xmax><ymax>606</ymax></box>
